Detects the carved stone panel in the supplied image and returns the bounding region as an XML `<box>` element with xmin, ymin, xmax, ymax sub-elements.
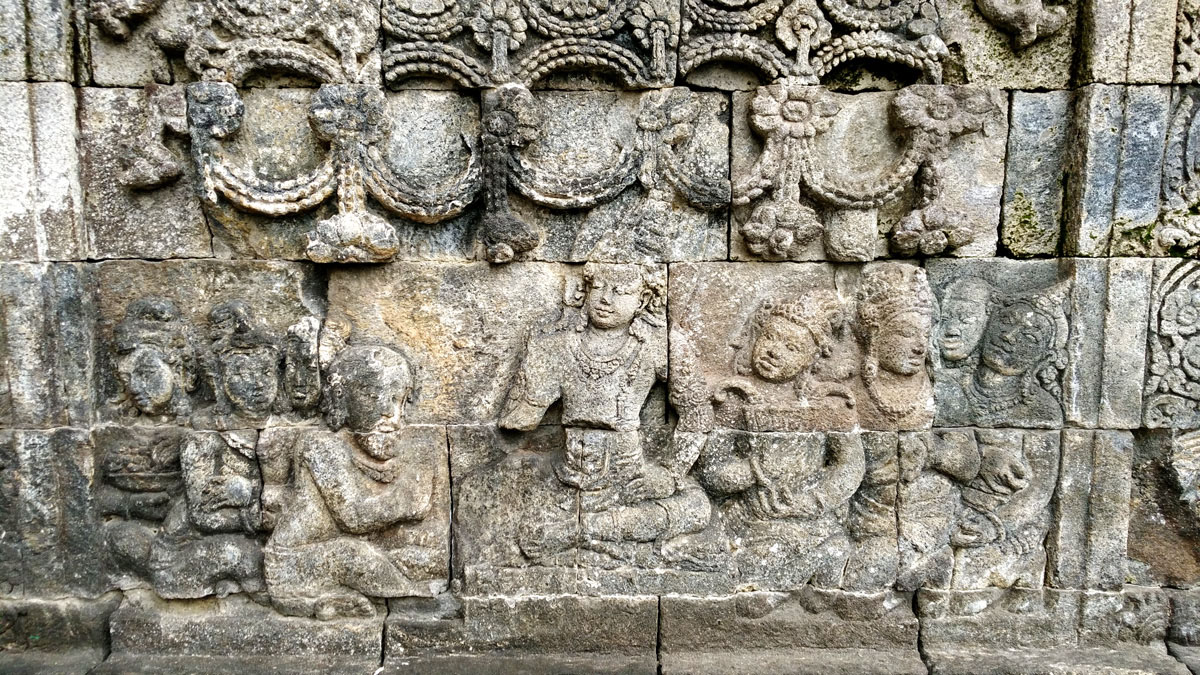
<box><xmin>731</xmin><ymin>85</ymin><xmax>1004</xmax><ymax>262</ymax></box>
<box><xmin>670</xmin><ymin>262</ymin><xmax>934</xmax><ymax>431</ymax></box>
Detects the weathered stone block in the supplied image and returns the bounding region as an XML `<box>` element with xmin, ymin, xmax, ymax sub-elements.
<box><xmin>1127</xmin><ymin>430</ymin><xmax>1200</xmax><ymax>587</ymax></box>
<box><xmin>80</xmin><ymin>86</ymin><xmax>212</xmax><ymax>260</ymax></box>
<box><xmin>0</xmin><ymin>263</ymin><xmax>95</xmax><ymax>427</ymax></box>
<box><xmin>1048</xmin><ymin>430</ymin><xmax>1133</xmax><ymax>591</ymax></box>
<box><xmin>1080</xmin><ymin>0</ymin><xmax>1177</xmax><ymax>84</ymax></box>
<box><xmin>935</xmin><ymin>0</ymin><xmax>1076</xmax><ymax>89</ymax></box>
<box><xmin>1002</xmin><ymin>90</ymin><xmax>1070</xmax><ymax>256</ymax></box>
<box><xmin>0</xmin><ymin>0</ymin><xmax>73</xmax><ymax>81</ymax></box>
<box><xmin>0</xmin><ymin>83</ymin><xmax>85</xmax><ymax>262</ymax></box>
<box><xmin>1065</xmin><ymin>85</ymin><xmax>1171</xmax><ymax>256</ymax></box>
<box><xmin>385</xmin><ymin>594</ymin><xmax>659</xmax><ymax>667</ymax></box>
<box><xmin>326</xmin><ymin>262</ymin><xmax>565</xmax><ymax>425</ymax></box>
<box><xmin>731</xmin><ymin>85</ymin><xmax>1004</xmax><ymax>262</ymax></box>
<box><xmin>107</xmin><ymin>590</ymin><xmax>383</xmax><ymax>666</ymax></box>
<box><xmin>0</xmin><ymin>595</ymin><xmax>121</xmax><ymax>675</ymax></box>
<box><xmin>0</xmin><ymin>429</ymin><xmax>104</xmax><ymax>597</ymax></box>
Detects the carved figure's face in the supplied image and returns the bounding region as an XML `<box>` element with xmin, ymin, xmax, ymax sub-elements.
<box><xmin>340</xmin><ymin>363</ymin><xmax>408</xmax><ymax>434</ymax></box>
<box><xmin>585</xmin><ymin>269</ymin><xmax>642</xmax><ymax>330</ymax></box>
<box><xmin>285</xmin><ymin>334</ymin><xmax>320</xmax><ymax>408</ymax></box>
<box><xmin>752</xmin><ymin>315</ymin><xmax>817</xmax><ymax>383</ymax></box>
<box><xmin>980</xmin><ymin>302</ymin><xmax>1053</xmax><ymax>377</ymax></box>
<box><xmin>223</xmin><ymin>351</ymin><xmax>278</xmax><ymax>416</ymax></box>
<box><xmin>874</xmin><ymin>310</ymin><xmax>930</xmax><ymax>376</ymax></box>
<box><xmin>118</xmin><ymin>347</ymin><xmax>175</xmax><ymax>415</ymax></box>
<box><xmin>937</xmin><ymin>283</ymin><xmax>990</xmax><ymax>362</ymax></box>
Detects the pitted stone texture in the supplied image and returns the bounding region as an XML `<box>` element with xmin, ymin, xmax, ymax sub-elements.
<box><xmin>326</xmin><ymin>262</ymin><xmax>565</xmax><ymax>425</ymax></box>
<box><xmin>386</xmin><ymin>594</ymin><xmax>658</xmax><ymax>664</ymax></box>
<box><xmin>1144</xmin><ymin>260</ymin><xmax>1200</xmax><ymax>429</ymax></box>
<box><xmin>1048</xmin><ymin>430</ymin><xmax>1133</xmax><ymax>591</ymax></box>
<box><xmin>731</xmin><ymin>85</ymin><xmax>1004</xmax><ymax>262</ymax></box>
<box><xmin>1128</xmin><ymin>430</ymin><xmax>1200</xmax><ymax>587</ymax></box>
<box><xmin>198</xmin><ymin>88</ymin><xmax>482</xmax><ymax>262</ymax></box>
<box><xmin>0</xmin><ymin>0</ymin><xmax>74</xmax><ymax>81</ymax></box>
<box><xmin>919</xmin><ymin>586</ymin><xmax>1189</xmax><ymax>674</ymax></box>
<box><xmin>93</xmin><ymin>259</ymin><xmax>323</xmax><ymax>426</ymax></box>
<box><xmin>659</xmin><ymin>589</ymin><xmax>923</xmax><ymax>675</ymax></box>
<box><xmin>494</xmin><ymin>88</ymin><xmax>729</xmax><ymax>263</ymax></box>
<box><xmin>935</xmin><ymin>0</ymin><xmax>1075</xmax><ymax>89</ymax></box>
<box><xmin>898</xmin><ymin>429</ymin><xmax>1059</xmax><ymax>591</ymax></box>
<box><xmin>0</xmin><ymin>84</ymin><xmax>85</xmax><ymax>262</ymax></box>
<box><xmin>0</xmin><ymin>263</ymin><xmax>95</xmax><ymax>428</ymax></box>
<box><xmin>1080</xmin><ymin>0</ymin><xmax>1177</xmax><ymax>84</ymax></box>
<box><xmin>0</xmin><ymin>429</ymin><xmax>104</xmax><ymax>597</ymax></box>
<box><xmin>1002</xmin><ymin>90</ymin><xmax>1069</xmax><ymax>257</ymax></box>
<box><xmin>80</xmin><ymin>86</ymin><xmax>212</xmax><ymax>260</ymax></box>
<box><xmin>929</xmin><ymin>258</ymin><xmax>1150</xmax><ymax>430</ymax></box>
<box><xmin>670</xmin><ymin>262</ymin><xmax>934</xmax><ymax>432</ymax></box>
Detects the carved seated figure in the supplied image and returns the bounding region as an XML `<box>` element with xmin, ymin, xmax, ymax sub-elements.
<box><xmin>853</xmin><ymin>263</ymin><xmax>934</xmax><ymax>430</ymax></box>
<box><xmin>499</xmin><ymin>263</ymin><xmax>715</xmax><ymax>571</ymax></box>
<box><xmin>264</xmin><ymin>345</ymin><xmax>436</xmax><ymax>619</ymax></box>
<box><xmin>713</xmin><ymin>291</ymin><xmax>856</xmax><ymax>431</ymax></box>
<box><xmin>110</xmin><ymin>297</ymin><xmax>197</xmax><ymax>421</ymax></box>
<box><xmin>696</xmin><ymin>429</ymin><xmax>864</xmax><ymax>587</ymax></box>
<box><xmin>148</xmin><ymin>431</ymin><xmax>264</xmax><ymax>599</ymax></box>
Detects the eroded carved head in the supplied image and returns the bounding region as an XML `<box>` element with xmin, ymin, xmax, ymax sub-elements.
<box><xmin>936</xmin><ymin>277</ymin><xmax>993</xmax><ymax>363</ymax></box>
<box><xmin>323</xmin><ymin>344</ymin><xmax>413</xmax><ymax>433</ymax></box>
<box><xmin>856</xmin><ymin>263</ymin><xmax>933</xmax><ymax>377</ymax></box>
<box><xmin>736</xmin><ymin>291</ymin><xmax>843</xmax><ymax>384</ymax></box>
<box><xmin>114</xmin><ymin>298</ymin><xmax>197</xmax><ymax>418</ymax></box>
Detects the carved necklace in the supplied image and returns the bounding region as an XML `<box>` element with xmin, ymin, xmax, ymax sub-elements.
<box><xmin>862</xmin><ymin>359</ymin><xmax>921</xmax><ymax>421</ymax></box>
<box><xmin>574</xmin><ymin>331</ymin><xmax>638</xmax><ymax>380</ymax></box>
<box><xmin>965</xmin><ymin>374</ymin><xmax>1023</xmax><ymax>414</ymax></box>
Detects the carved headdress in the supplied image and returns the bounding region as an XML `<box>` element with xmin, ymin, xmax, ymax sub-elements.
<box><xmin>854</xmin><ymin>263</ymin><xmax>934</xmax><ymax>342</ymax></box>
<box><xmin>1007</xmin><ymin>284</ymin><xmax>1070</xmax><ymax>402</ymax></box>
<box><xmin>112</xmin><ymin>297</ymin><xmax>198</xmax><ymax>417</ymax></box>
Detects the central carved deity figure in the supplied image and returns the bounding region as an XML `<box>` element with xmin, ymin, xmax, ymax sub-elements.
<box><xmin>499</xmin><ymin>263</ymin><xmax>714</xmax><ymax>570</ymax></box>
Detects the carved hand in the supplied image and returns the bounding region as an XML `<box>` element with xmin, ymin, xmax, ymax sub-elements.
<box><xmin>628</xmin><ymin>464</ymin><xmax>675</xmax><ymax>501</ymax></box>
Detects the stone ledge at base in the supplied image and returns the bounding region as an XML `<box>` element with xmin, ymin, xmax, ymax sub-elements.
<box><xmin>925</xmin><ymin>646</ymin><xmax>1191</xmax><ymax>675</ymax></box>
<box><xmin>661</xmin><ymin>648</ymin><xmax>927</xmax><ymax>675</ymax></box>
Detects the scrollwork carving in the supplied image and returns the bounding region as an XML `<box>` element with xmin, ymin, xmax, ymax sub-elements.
<box><xmin>187</xmin><ymin>81</ymin><xmax>482</xmax><ymax>263</ymax></box>
<box><xmin>735</xmin><ymin>82</ymin><xmax>998</xmax><ymax>261</ymax></box>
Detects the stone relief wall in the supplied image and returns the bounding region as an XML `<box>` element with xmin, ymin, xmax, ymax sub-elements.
<box><xmin>3</xmin><ymin>0</ymin><xmax>1200</xmax><ymax>673</ymax></box>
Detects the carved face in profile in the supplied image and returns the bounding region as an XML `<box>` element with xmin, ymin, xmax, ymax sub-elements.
<box><xmin>874</xmin><ymin>310</ymin><xmax>931</xmax><ymax>376</ymax></box>
<box><xmin>325</xmin><ymin>345</ymin><xmax>412</xmax><ymax>434</ymax></box>
<box><xmin>222</xmin><ymin>349</ymin><xmax>278</xmax><ymax>417</ymax></box>
<box><xmin>937</xmin><ymin>279</ymin><xmax>992</xmax><ymax>362</ymax></box>
<box><xmin>980</xmin><ymin>301</ymin><xmax>1053</xmax><ymax>377</ymax></box>
<box><xmin>751</xmin><ymin>315</ymin><xmax>818</xmax><ymax>383</ymax></box>
<box><xmin>585</xmin><ymin>268</ymin><xmax>643</xmax><ymax>330</ymax></box>
<box><xmin>118</xmin><ymin>346</ymin><xmax>177</xmax><ymax>415</ymax></box>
